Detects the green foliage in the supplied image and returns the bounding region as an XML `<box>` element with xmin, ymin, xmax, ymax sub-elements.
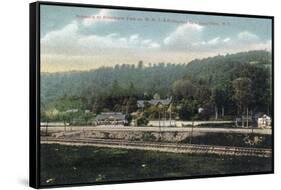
<box><xmin>136</xmin><ymin>116</ymin><xmax>149</xmax><ymax>126</ymax></box>
<box><xmin>41</xmin><ymin>50</ymin><xmax>272</xmax><ymax>122</ymax></box>
<box><xmin>196</xmin><ymin>85</ymin><xmax>212</xmax><ymax>106</ymax></box>
<box><xmin>142</xmin><ymin>132</ymin><xmax>156</xmax><ymax>141</ymax></box>
<box><xmin>232</xmin><ymin>77</ymin><xmax>253</xmax><ymax>113</ymax></box>
<box><xmin>125</xmin><ymin>114</ymin><xmax>133</xmax><ymax>126</ymax></box>
<box><xmin>41</xmin><ymin>109</ymin><xmax>60</xmax><ymax>122</ymax></box>
<box><xmin>172</xmin><ymin>79</ymin><xmax>197</xmax><ymax>99</ymax></box>
<box><xmin>177</xmin><ymin>100</ymin><xmax>198</xmax><ymax>120</ymax></box>
<box><xmin>153</xmin><ymin>93</ymin><xmax>161</xmax><ymax>100</ymax></box>
<box><xmin>40</xmin><ymin>144</ymin><xmax>272</xmax><ymax>186</ymax></box>
<box><xmin>143</xmin><ymin>105</ymin><xmax>159</xmax><ymax>119</ymax></box>
<box><xmin>52</xmin><ymin>96</ymin><xmax>86</xmax><ymax>112</ymax></box>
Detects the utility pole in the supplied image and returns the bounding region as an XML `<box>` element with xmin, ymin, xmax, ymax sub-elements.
<box><xmin>164</xmin><ymin>108</ymin><xmax>167</xmax><ymax>127</ymax></box>
<box><xmin>46</xmin><ymin>120</ymin><xmax>48</xmax><ymax>136</ymax></box>
<box><xmin>170</xmin><ymin>107</ymin><xmax>172</xmax><ymax>127</ymax></box>
<box><xmin>190</xmin><ymin>119</ymin><xmax>194</xmax><ymax>144</ymax></box>
<box><xmin>215</xmin><ymin>106</ymin><xmax>218</xmax><ymax>120</ymax></box>
<box><xmin>246</xmin><ymin>108</ymin><xmax>249</xmax><ymax>128</ymax></box>
<box><xmin>167</xmin><ymin>103</ymin><xmax>172</xmax><ymax>127</ymax></box>
<box><xmin>158</xmin><ymin>104</ymin><xmax>163</xmax><ymax>141</ymax></box>
<box><xmin>158</xmin><ymin>109</ymin><xmax>161</xmax><ymax>129</ymax></box>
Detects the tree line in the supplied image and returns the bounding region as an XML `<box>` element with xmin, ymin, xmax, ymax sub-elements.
<box><xmin>41</xmin><ymin>50</ymin><xmax>272</xmax><ymax>124</ymax></box>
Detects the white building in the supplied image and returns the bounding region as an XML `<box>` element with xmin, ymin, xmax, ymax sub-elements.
<box><xmin>258</xmin><ymin>114</ymin><xmax>271</xmax><ymax>128</ymax></box>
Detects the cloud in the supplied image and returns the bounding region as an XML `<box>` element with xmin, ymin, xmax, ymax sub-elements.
<box><xmin>162</xmin><ymin>24</ymin><xmax>271</xmax><ymax>53</ymax></box>
<box><xmin>41</xmin><ymin>9</ymin><xmax>161</xmax><ymax>55</ymax></box>
<box><xmin>192</xmin><ymin>37</ymin><xmax>232</xmax><ymax>50</ymax></box>
<box><xmin>232</xmin><ymin>31</ymin><xmax>271</xmax><ymax>51</ymax></box>
<box><xmin>41</xmin><ymin>21</ymin><xmax>79</xmax><ymax>54</ymax></box>
<box><xmin>41</xmin><ymin>20</ymin><xmax>160</xmax><ymax>56</ymax></box>
<box><xmin>207</xmin><ymin>37</ymin><xmax>221</xmax><ymax>45</ymax></box>
<box><xmin>238</xmin><ymin>31</ymin><xmax>259</xmax><ymax>42</ymax></box>
<box><xmin>195</xmin><ymin>31</ymin><xmax>270</xmax><ymax>52</ymax></box>
<box><xmin>41</xmin><ymin>16</ymin><xmax>271</xmax><ymax>72</ymax></box>
<box><xmin>163</xmin><ymin>23</ymin><xmax>204</xmax><ymax>49</ymax></box>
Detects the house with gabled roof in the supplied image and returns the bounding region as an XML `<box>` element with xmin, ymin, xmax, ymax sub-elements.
<box><xmin>137</xmin><ymin>97</ymin><xmax>172</xmax><ymax>108</ymax></box>
<box><xmin>95</xmin><ymin>112</ymin><xmax>127</xmax><ymax>125</ymax></box>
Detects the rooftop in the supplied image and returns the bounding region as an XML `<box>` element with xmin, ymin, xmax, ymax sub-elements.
<box><xmin>96</xmin><ymin>112</ymin><xmax>126</xmax><ymax>121</ymax></box>
<box><xmin>137</xmin><ymin>97</ymin><xmax>172</xmax><ymax>108</ymax></box>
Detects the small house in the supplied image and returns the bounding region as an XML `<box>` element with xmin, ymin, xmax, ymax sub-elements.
<box><xmin>95</xmin><ymin>112</ymin><xmax>127</xmax><ymax>125</ymax></box>
<box><xmin>258</xmin><ymin>114</ymin><xmax>271</xmax><ymax>128</ymax></box>
<box><xmin>137</xmin><ymin>97</ymin><xmax>172</xmax><ymax>108</ymax></box>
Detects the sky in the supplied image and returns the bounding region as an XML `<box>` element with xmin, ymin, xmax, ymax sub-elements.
<box><xmin>40</xmin><ymin>5</ymin><xmax>272</xmax><ymax>73</ymax></box>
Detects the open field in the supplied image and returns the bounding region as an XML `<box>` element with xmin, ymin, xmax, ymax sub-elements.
<box><xmin>40</xmin><ymin>144</ymin><xmax>272</xmax><ymax>186</ymax></box>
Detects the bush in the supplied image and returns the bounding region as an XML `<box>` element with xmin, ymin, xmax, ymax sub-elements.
<box><xmin>136</xmin><ymin>116</ymin><xmax>149</xmax><ymax>126</ymax></box>
<box><xmin>142</xmin><ymin>132</ymin><xmax>156</xmax><ymax>141</ymax></box>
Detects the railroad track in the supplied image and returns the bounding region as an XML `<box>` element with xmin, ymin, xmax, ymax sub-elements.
<box><xmin>41</xmin><ymin>137</ymin><xmax>272</xmax><ymax>158</ymax></box>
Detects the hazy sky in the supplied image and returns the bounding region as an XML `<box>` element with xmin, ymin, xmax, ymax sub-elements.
<box><xmin>40</xmin><ymin>5</ymin><xmax>272</xmax><ymax>73</ymax></box>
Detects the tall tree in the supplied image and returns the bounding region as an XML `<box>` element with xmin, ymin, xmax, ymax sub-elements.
<box><xmin>128</xmin><ymin>82</ymin><xmax>136</xmax><ymax>96</ymax></box>
<box><xmin>211</xmin><ymin>88</ymin><xmax>228</xmax><ymax>119</ymax></box>
<box><xmin>111</xmin><ymin>79</ymin><xmax>123</xmax><ymax>97</ymax></box>
<box><xmin>172</xmin><ymin>79</ymin><xmax>197</xmax><ymax>99</ymax></box>
<box><xmin>138</xmin><ymin>60</ymin><xmax>144</xmax><ymax>69</ymax></box>
<box><xmin>232</xmin><ymin>77</ymin><xmax>253</xmax><ymax>115</ymax></box>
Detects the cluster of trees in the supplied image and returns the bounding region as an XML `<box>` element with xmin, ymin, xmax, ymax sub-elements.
<box><xmin>41</xmin><ymin>50</ymin><xmax>272</xmax><ymax>123</ymax></box>
<box><xmin>41</xmin><ymin>96</ymin><xmax>94</xmax><ymax>126</ymax></box>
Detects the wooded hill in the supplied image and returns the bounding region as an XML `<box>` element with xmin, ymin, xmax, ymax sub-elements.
<box><xmin>41</xmin><ymin>50</ymin><xmax>272</xmax><ymax>120</ymax></box>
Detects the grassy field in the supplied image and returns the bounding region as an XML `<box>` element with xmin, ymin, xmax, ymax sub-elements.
<box><xmin>40</xmin><ymin>144</ymin><xmax>272</xmax><ymax>187</ymax></box>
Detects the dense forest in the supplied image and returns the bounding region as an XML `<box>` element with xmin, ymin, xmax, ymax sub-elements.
<box><xmin>41</xmin><ymin>50</ymin><xmax>272</xmax><ymax>124</ymax></box>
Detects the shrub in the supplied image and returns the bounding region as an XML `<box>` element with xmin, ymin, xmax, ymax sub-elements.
<box><xmin>136</xmin><ymin>116</ymin><xmax>149</xmax><ymax>126</ymax></box>
<box><xmin>142</xmin><ymin>132</ymin><xmax>156</xmax><ymax>141</ymax></box>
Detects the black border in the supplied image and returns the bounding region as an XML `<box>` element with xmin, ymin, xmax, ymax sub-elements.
<box><xmin>29</xmin><ymin>1</ymin><xmax>274</xmax><ymax>189</ymax></box>
<box><xmin>30</xmin><ymin>2</ymin><xmax>40</xmax><ymax>188</ymax></box>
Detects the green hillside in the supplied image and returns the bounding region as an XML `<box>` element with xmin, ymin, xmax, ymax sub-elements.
<box><xmin>41</xmin><ymin>50</ymin><xmax>272</xmax><ymax>121</ymax></box>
